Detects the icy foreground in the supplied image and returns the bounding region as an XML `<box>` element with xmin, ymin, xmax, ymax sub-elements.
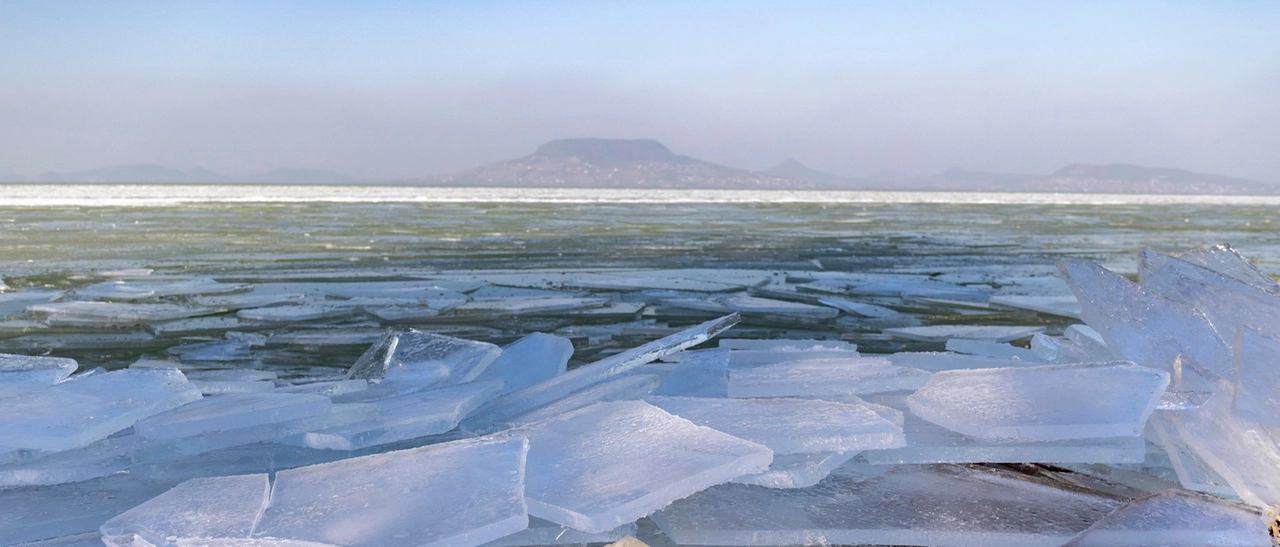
<box><xmin>0</xmin><ymin>247</ymin><xmax>1276</xmax><ymax>545</ymax></box>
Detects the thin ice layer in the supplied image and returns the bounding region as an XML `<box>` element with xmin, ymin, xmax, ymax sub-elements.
<box><xmin>653</xmin><ymin>348</ymin><xmax>729</xmax><ymax>397</ymax></box>
<box><xmin>517</xmin><ymin>400</ymin><xmax>772</xmax><ymax>534</ymax></box>
<box><xmin>304</xmin><ymin>382</ymin><xmax>500</xmax><ymax>450</ymax></box>
<box><xmin>719</xmin><ymin>295</ymin><xmax>839</xmax><ymax>318</ymax></box>
<box><xmin>647</xmin><ymin>396</ymin><xmax>904</xmax><ymax>454</ymax></box>
<box><xmin>652</xmin><ymin>464</ymin><xmax>1121</xmax><ymax>547</ymax></box>
<box><xmin>988</xmin><ymin>295</ymin><xmax>1082</xmax><ymax>318</ymax></box>
<box><xmin>135</xmin><ymin>393</ymin><xmax>332</xmax><ymax>440</ymax></box>
<box><xmin>883</xmin><ymin>325</ymin><xmax>1044</xmax><ymax>343</ymax></box>
<box><xmin>1147</xmin><ymin>413</ymin><xmax>1237</xmax><ymax>498</ymax></box>
<box><xmin>99</xmin><ymin>474</ymin><xmax>270</xmax><ymax>546</ymax></box>
<box><xmin>465</xmin><ymin>314</ymin><xmax>739</xmax><ymax>430</ymax></box>
<box><xmin>1063</xmin><ymin>489</ymin><xmax>1267</xmax><ymax>546</ymax></box>
<box><xmin>906</xmin><ymin>362</ymin><xmax>1168</xmax><ymax>441</ymax></box>
<box><xmin>474</xmin><ymin>333</ymin><xmax>573</xmax><ymax>394</ymax></box>
<box><xmin>0</xmin><ymin>369</ymin><xmax>202</xmax><ymax>451</ymax></box>
<box><xmin>347</xmin><ymin>329</ymin><xmax>501</xmax><ymax>388</ymax></box>
<box><xmin>728</xmin><ymin>357</ymin><xmax>930</xmax><ymax>398</ymax></box>
<box><xmin>0</xmin><ymin>475</ymin><xmax>177</xmax><ymax>545</ymax></box>
<box><xmin>1058</xmin><ymin>260</ymin><xmax>1232</xmax><ymax>383</ymax></box>
<box><xmin>731</xmin><ymin>452</ymin><xmax>859</xmax><ymax>489</ymax></box>
<box><xmin>254</xmin><ymin>436</ymin><xmax>529</xmax><ymax>547</ymax></box>
<box><xmin>0</xmin><ymin>353</ymin><xmax>78</xmax><ymax>386</ymax></box>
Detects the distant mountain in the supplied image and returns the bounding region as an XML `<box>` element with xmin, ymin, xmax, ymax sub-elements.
<box><xmin>424</xmin><ymin>138</ymin><xmax>808</xmax><ymax>189</ymax></box>
<box><xmin>1037</xmin><ymin>164</ymin><xmax>1274</xmax><ymax>195</ymax></box>
<box><xmin>20</xmin><ymin>165</ymin><xmax>364</xmax><ymax>184</ymax></box>
<box><xmin>764</xmin><ymin>159</ymin><xmax>869</xmax><ymax>188</ymax></box>
<box><xmin>246</xmin><ymin>168</ymin><xmax>360</xmax><ymax>184</ymax></box>
<box><xmin>35</xmin><ymin>164</ymin><xmax>196</xmax><ymax>183</ymax></box>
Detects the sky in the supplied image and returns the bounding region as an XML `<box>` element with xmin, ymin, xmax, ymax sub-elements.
<box><xmin>1</xmin><ymin>1</ymin><xmax>1277</xmax><ymax>181</ymax></box>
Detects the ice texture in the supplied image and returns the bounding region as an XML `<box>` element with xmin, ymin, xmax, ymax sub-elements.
<box><xmin>731</xmin><ymin>451</ymin><xmax>859</xmax><ymax>489</ymax></box>
<box><xmin>29</xmin><ymin>302</ymin><xmax>219</xmax><ymax>322</ymax></box>
<box><xmin>988</xmin><ymin>295</ymin><xmax>1083</xmax><ymax>318</ymax></box>
<box><xmin>652</xmin><ymin>464</ymin><xmax>1121</xmax><ymax>547</ymax></box>
<box><xmin>719</xmin><ymin>295</ymin><xmax>839</xmax><ymax>318</ymax></box>
<box><xmin>728</xmin><ymin>357</ymin><xmax>930</xmax><ymax>398</ymax></box>
<box><xmin>647</xmin><ymin>396</ymin><xmax>904</xmax><ymax>454</ymax></box>
<box><xmin>1173</xmin><ymin>243</ymin><xmax>1280</xmax><ymax>293</ymax></box>
<box><xmin>474</xmin><ymin>333</ymin><xmax>573</xmax><ymax>394</ymax></box>
<box><xmin>906</xmin><ymin>362</ymin><xmax>1168</xmax><ymax>441</ymax></box>
<box><xmin>0</xmin><ymin>369</ymin><xmax>202</xmax><ymax>451</ymax></box>
<box><xmin>0</xmin><ymin>475</ymin><xmax>177</xmax><ymax>545</ymax></box>
<box><xmin>718</xmin><ymin>339</ymin><xmax>856</xmax><ymax>350</ymax></box>
<box><xmin>653</xmin><ymin>348</ymin><xmax>729</xmax><ymax>397</ymax></box>
<box><xmin>1164</xmin><ymin>380</ymin><xmax>1280</xmax><ymax>507</ymax></box>
<box><xmin>0</xmin><ymin>353</ymin><xmax>78</xmax><ymax>385</ymax></box>
<box><xmin>479</xmin><ymin>517</ymin><xmax>636</xmax><ymax>547</ymax></box>
<box><xmin>516</xmin><ymin>400</ymin><xmax>772</xmax><ymax>533</ymax></box>
<box><xmin>1059</xmin><ymin>260</ymin><xmax>1233</xmax><ymax>383</ymax></box>
<box><xmin>254</xmin><ymin>436</ymin><xmax>529</xmax><ymax>547</ymax></box>
<box><xmin>500</xmin><ymin>374</ymin><xmax>659</xmax><ymax>429</ymax></box>
<box><xmin>347</xmin><ymin>328</ymin><xmax>502</xmax><ymax>388</ymax></box>
<box><xmin>944</xmin><ymin>339</ymin><xmax>1042</xmax><ymax>361</ymax></box>
<box><xmin>305</xmin><ymin>381</ymin><xmax>500</xmax><ymax>450</ymax></box>
<box><xmin>100</xmin><ymin>474</ymin><xmax>271</xmax><ymax>546</ymax></box>
<box><xmin>815</xmin><ymin>297</ymin><xmax>900</xmax><ymax>317</ymax></box>
<box><xmin>884</xmin><ymin>325</ymin><xmax>1045</xmax><ymax>343</ymax></box>
<box><xmin>135</xmin><ymin>392</ymin><xmax>332</xmax><ymax>440</ymax></box>
<box><xmin>1063</xmin><ymin>489</ymin><xmax>1267</xmax><ymax>546</ymax></box>
<box><xmin>1141</xmin><ymin>251</ymin><xmax>1280</xmax><ymax>343</ymax></box>
<box><xmin>465</xmin><ymin>314</ymin><xmax>738</xmax><ymax>430</ymax></box>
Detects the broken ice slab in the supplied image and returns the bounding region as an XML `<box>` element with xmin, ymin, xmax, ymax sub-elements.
<box><xmin>1155</xmin><ymin>390</ymin><xmax>1212</xmax><ymax>410</ymax></box>
<box><xmin>72</xmin><ymin>282</ymin><xmax>155</xmax><ymax>301</ymax></box>
<box><xmin>1147</xmin><ymin>412</ymin><xmax>1239</xmax><ymax>498</ymax></box>
<box><xmin>76</xmin><ymin>278</ymin><xmax>250</xmax><ymax>302</ymax></box>
<box><xmin>499</xmin><ymin>375</ymin><xmax>660</xmax><ymax>429</ymax></box>
<box><xmin>988</xmin><ymin>295</ymin><xmax>1083</xmax><ymax>318</ymax></box>
<box><xmin>1062</xmin><ymin>489</ymin><xmax>1268</xmax><ymax>546</ymax></box>
<box><xmin>454</xmin><ymin>297</ymin><xmax>609</xmax><ymax>316</ymax></box>
<box><xmin>884</xmin><ymin>325</ymin><xmax>1045</xmax><ymax>343</ymax></box>
<box><xmin>718</xmin><ymin>338</ymin><xmax>856</xmax><ymax>350</ymax></box>
<box><xmin>0</xmin><ymin>353</ymin><xmax>78</xmax><ymax>385</ymax></box>
<box><xmin>464</xmin><ymin>314</ymin><xmax>739</xmax><ymax>430</ymax></box>
<box><xmin>147</xmin><ymin>315</ymin><xmax>244</xmax><ymax>336</ymax></box>
<box><xmin>184</xmin><ymin>369</ymin><xmax>278</xmax><ymax>383</ymax></box>
<box><xmin>727</xmin><ymin>348</ymin><xmax>861</xmax><ymax>368</ymax></box>
<box><xmin>235</xmin><ymin>303</ymin><xmax>352</xmax><ymax>322</ymax></box>
<box><xmin>276</xmin><ymin>378</ymin><xmax>369</xmax><ymax>397</ymax></box>
<box><xmin>862</xmin><ymin>393</ymin><xmax>1145</xmax><ymax>465</ymax></box>
<box><xmin>731</xmin><ymin>451</ymin><xmax>859</xmax><ymax>489</ymax></box>
<box><xmin>479</xmin><ymin>517</ymin><xmax>637</xmax><ymax>547</ymax></box>
<box><xmin>0</xmin><ymin>475</ymin><xmax>177</xmax><ymax>545</ymax></box>
<box><xmin>474</xmin><ymin>333</ymin><xmax>573</xmax><ymax>394</ymax></box>
<box><xmin>660</xmin><ymin>297</ymin><xmax>732</xmax><ymax>314</ymax></box>
<box><xmin>906</xmin><ymin>362</ymin><xmax>1168</xmax><ymax>441</ymax></box>
<box><xmin>1142</xmin><ymin>251</ymin><xmax>1280</xmax><ymax>343</ymax></box>
<box><xmin>885</xmin><ymin>351</ymin><xmax>1039</xmax><ymax>372</ymax></box>
<box><xmin>719</xmin><ymin>295</ymin><xmax>839</xmax><ymax>319</ymax></box>
<box><xmin>901</xmin><ymin>283</ymin><xmax>995</xmax><ymax>303</ymax></box>
<box><xmin>0</xmin><ymin>369</ymin><xmax>201</xmax><ymax>451</ymax></box>
<box><xmin>1234</xmin><ymin>327</ymin><xmax>1280</xmax><ymax>426</ymax></box>
<box><xmin>11</xmin><ymin>532</ymin><xmax>104</xmax><ymax>547</ymax></box>
<box><xmin>347</xmin><ymin>328</ymin><xmax>501</xmax><ymax>389</ymax></box>
<box><xmin>815</xmin><ymin>297</ymin><xmax>900</xmax><ymax>318</ymax></box>
<box><xmin>167</xmin><ymin>339</ymin><xmax>251</xmax><ymax>362</ymax></box>
<box><xmin>1030</xmin><ymin>333</ymin><xmax>1113</xmax><ymax>364</ymax></box>
<box><xmin>135</xmin><ymin>392</ymin><xmax>331</xmax><ymax>440</ymax></box>
<box><xmin>190</xmin><ymin>291</ymin><xmax>307</xmax><ymax>311</ymax></box>
<box><xmin>647</xmin><ymin>396</ymin><xmax>904</xmax><ymax>454</ymax></box>
<box><xmin>1059</xmin><ymin>260</ymin><xmax>1233</xmax><ymax>384</ymax></box>
<box><xmin>28</xmin><ymin>302</ymin><xmax>220</xmax><ymax>323</ymax></box>
<box><xmin>327</xmin><ymin>285</ymin><xmax>469</xmax><ymax>302</ymax></box>
<box><xmin>365</xmin><ymin>305</ymin><xmax>446</xmax><ymax>322</ymax></box>
<box><xmin>267</xmin><ymin>328</ymin><xmax>386</xmax><ymax>347</ymax></box>
<box><xmin>1066</xmin><ymin>324</ymin><xmax>1108</xmax><ymax>349</ymax></box>
<box><xmin>100</xmin><ymin>473</ymin><xmax>271</xmax><ymax>545</ymax></box>
<box><xmin>652</xmin><ymin>464</ymin><xmax>1121</xmax><ymax>547</ymax></box>
<box><xmin>304</xmin><ymin>381</ymin><xmax>499</xmax><ymax>450</ymax></box>
<box><xmin>945</xmin><ymin>339</ymin><xmax>1042</xmax><ymax>361</ymax></box>
<box><xmin>0</xmin><ymin>290</ymin><xmax>63</xmax><ymax>318</ymax></box>
<box><xmin>727</xmin><ymin>357</ymin><xmax>931</xmax><ymax>398</ymax></box>
<box><xmin>1173</xmin><ymin>243</ymin><xmax>1280</xmax><ymax>293</ymax></box>
<box><xmin>653</xmin><ymin>348</ymin><xmax>729</xmax><ymax>397</ymax></box>
<box><xmin>517</xmin><ymin>400</ymin><xmax>772</xmax><ymax>534</ymax></box>
<box><xmin>1165</xmin><ymin>380</ymin><xmax>1280</xmax><ymax>508</ymax></box>
<box><xmin>253</xmin><ymin>436</ymin><xmax>529</xmax><ymax>547</ymax></box>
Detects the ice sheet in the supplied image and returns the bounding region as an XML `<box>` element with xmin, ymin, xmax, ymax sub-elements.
<box><xmin>475</xmin><ymin>333</ymin><xmax>573</xmax><ymax>394</ymax></box>
<box><xmin>347</xmin><ymin>329</ymin><xmax>501</xmax><ymax>389</ymax></box>
<box><xmin>305</xmin><ymin>381</ymin><xmax>500</xmax><ymax>450</ymax></box>
<box><xmin>1063</xmin><ymin>489</ymin><xmax>1267</xmax><ymax>546</ymax></box>
<box><xmin>728</xmin><ymin>357</ymin><xmax>931</xmax><ymax>398</ymax></box>
<box><xmin>652</xmin><ymin>348</ymin><xmax>729</xmax><ymax>397</ymax></box>
<box><xmin>647</xmin><ymin>396</ymin><xmax>904</xmax><ymax>454</ymax></box>
<box><xmin>884</xmin><ymin>325</ymin><xmax>1045</xmax><ymax>343</ymax></box>
<box><xmin>100</xmin><ymin>474</ymin><xmax>271</xmax><ymax>546</ymax></box>
<box><xmin>730</xmin><ymin>451</ymin><xmax>859</xmax><ymax>489</ymax></box>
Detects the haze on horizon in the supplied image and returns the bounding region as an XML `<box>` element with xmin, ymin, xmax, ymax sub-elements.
<box><xmin>1</xmin><ymin>1</ymin><xmax>1277</xmax><ymax>183</ymax></box>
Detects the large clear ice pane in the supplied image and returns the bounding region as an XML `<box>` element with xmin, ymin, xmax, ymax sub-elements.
<box><xmin>1232</xmin><ymin>327</ymin><xmax>1280</xmax><ymax>427</ymax></box>
<box><xmin>0</xmin><ymin>475</ymin><xmax>177</xmax><ymax>545</ymax></box>
<box><xmin>1141</xmin><ymin>251</ymin><xmax>1280</xmax><ymax>343</ymax></box>
<box><xmin>1165</xmin><ymin>379</ymin><xmax>1280</xmax><ymax>508</ymax></box>
<box><xmin>719</xmin><ymin>295</ymin><xmax>839</xmax><ymax>319</ymax></box>
<box><xmin>474</xmin><ymin>333</ymin><xmax>574</xmax><ymax>394</ymax></box>
<box><xmin>651</xmin><ymin>464</ymin><xmax>1121</xmax><ymax>547</ymax></box>
<box><xmin>135</xmin><ymin>392</ymin><xmax>332</xmax><ymax>440</ymax></box>
<box><xmin>646</xmin><ymin>396</ymin><xmax>904</xmax><ymax>454</ymax></box>
<box><xmin>100</xmin><ymin>474</ymin><xmax>271</xmax><ymax>546</ymax></box>
<box><xmin>905</xmin><ymin>362</ymin><xmax>1168</xmax><ymax>441</ymax></box>
<box><xmin>499</xmin><ymin>374</ymin><xmax>659</xmax><ymax>429</ymax></box>
<box><xmin>1062</xmin><ymin>489</ymin><xmax>1268</xmax><ymax>546</ymax></box>
<box><xmin>516</xmin><ymin>400</ymin><xmax>772</xmax><ymax>534</ymax></box>
<box><xmin>728</xmin><ymin>357</ymin><xmax>930</xmax><ymax>398</ymax></box>
<box><xmin>304</xmin><ymin>381</ymin><xmax>501</xmax><ymax>450</ymax></box>
<box><xmin>347</xmin><ymin>328</ymin><xmax>502</xmax><ymax>388</ymax></box>
<box><xmin>1171</xmin><ymin>243</ymin><xmax>1280</xmax><ymax>293</ymax></box>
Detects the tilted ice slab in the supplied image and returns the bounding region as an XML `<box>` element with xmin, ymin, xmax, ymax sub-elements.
<box><xmin>1232</xmin><ymin>327</ymin><xmax>1280</xmax><ymax>427</ymax></box>
<box><xmin>727</xmin><ymin>348</ymin><xmax>861</xmax><ymax>368</ymax></box>
<box><xmin>728</xmin><ymin>357</ymin><xmax>931</xmax><ymax>398</ymax></box>
<box><xmin>1059</xmin><ymin>260</ymin><xmax>1233</xmax><ymax>384</ymax></box>
<box><xmin>0</xmin><ymin>369</ymin><xmax>202</xmax><ymax>451</ymax></box>
<box><xmin>883</xmin><ymin>325</ymin><xmax>1045</xmax><ymax>343</ymax></box>
<box><xmin>305</xmin><ymin>381</ymin><xmax>500</xmax><ymax>450</ymax></box>
<box><xmin>1172</xmin><ymin>243</ymin><xmax>1280</xmax><ymax>293</ymax></box>
<box><xmin>906</xmin><ymin>362</ymin><xmax>1168</xmax><ymax>441</ymax></box>
<box><xmin>474</xmin><ymin>333</ymin><xmax>573</xmax><ymax>394</ymax></box>
<box><xmin>465</xmin><ymin>314</ymin><xmax>739</xmax><ymax>430</ymax></box>
<box><xmin>135</xmin><ymin>392</ymin><xmax>332</xmax><ymax>440</ymax></box>
<box><xmin>719</xmin><ymin>295</ymin><xmax>839</xmax><ymax>319</ymax></box>
<box><xmin>347</xmin><ymin>329</ymin><xmax>501</xmax><ymax>388</ymax></box>
<box><xmin>731</xmin><ymin>451</ymin><xmax>860</xmax><ymax>489</ymax></box>
<box><xmin>101</xmin><ymin>473</ymin><xmax>271</xmax><ymax>546</ymax></box>
<box><xmin>1146</xmin><ymin>413</ymin><xmax>1239</xmax><ymax>498</ymax></box>
<box><xmin>1030</xmin><ymin>333</ymin><xmax>1112</xmax><ymax>364</ymax></box>
<box><xmin>454</xmin><ymin>297</ymin><xmax>609</xmax><ymax>316</ymax></box>
<box><xmin>1164</xmin><ymin>379</ymin><xmax>1280</xmax><ymax>508</ymax></box>
<box><xmin>0</xmin><ymin>353</ymin><xmax>78</xmax><ymax>386</ymax></box>
<box><xmin>652</xmin><ymin>464</ymin><xmax>1121</xmax><ymax>547</ymax></box>
<box><xmin>1062</xmin><ymin>489</ymin><xmax>1268</xmax><ymax>546</ymax></box>
<box><xmin>653</xmin><ymin>348</ymin><xmax>729</xmax><ymax>397</ymax></box>
<box><xmin>1142</xmin><ymin>251</ymin><xmax>1280</xmax><ymax>343</ymax></box>
<box><xmin>515</xmin><ymin>400</ymin><xmax>772</xmax><ymax>534</ymax></box>
<box><xmin>499</xmin><ymin>375</ymin><xmax>659</xmax><ymax>429</ymax></box>
<box><xmin>863</xmin><ymin>394</ymin><xmax>1145</xmax><ymax>465</ymax></box>
<box><xmin>646</xmin><ymin>396</ymin><xmax>904</xmax><ymax>454</ymax></box>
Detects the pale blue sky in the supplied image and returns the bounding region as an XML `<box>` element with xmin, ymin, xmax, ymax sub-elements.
<box><xmin>1</xmin><ymin>1</ymin><xmax>1276</xmax><ymax>180</ymax></box>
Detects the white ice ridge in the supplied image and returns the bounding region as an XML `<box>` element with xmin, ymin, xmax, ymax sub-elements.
<box><xmin>646</xmin><ymin>396</ymin><xmax>904</xmax><ymax>454</ymax></box>
<box><xmin>514</xmin><ymin>400</ymin><xmax>772</xmax><ymax>534</ymax></box>
<box><xmin>905</xmin><ymin>362</ymin><xmax>1169</xmax><ymax>441</ymax></box>
<box><xmin>102</xmin><ymin>436</ymin><xmax>530</xmax><ymax>547</ymax></box>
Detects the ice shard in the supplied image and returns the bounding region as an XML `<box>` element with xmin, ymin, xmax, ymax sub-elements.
<box><xmin>0</xmin><ymin>353</ymin><xmax>78</xmax><ymax>386</ymax></box>
<box><xmin>652</xmin><ymin>464</ymin><xmax>1121</xmax><ymax>547</ymax></box>
<box><xmin>1059</xmin><ymin>260</ymin><xmax>1233</xmax><ymax>383</ymax></box>
<box><xmin>647</xmin><ymin>396</ymin><xmax>904</xmax><ymax>454</ymax></box>
<box><xmin>1142</xmin><ymin>251</ymin><xmax>1280</xmax><ymax>340</ymax></box>
<box><xmin>1165</xmin><ymin>380</ymin><xmax>1280</xmax><ymax>508</ymax></box>
<box><xmin>499</xmin><ymin>374</ymin><xmax>659</xmax><ymax>429</ymax></box>
<box><xmin>347</xmin><ymin>328</ymin><xmax>502</xmax><ymax>388</ymax></box>
<box><xmin>516</xmin><ymin>400</ymin><xmax>772</xmax><ymax>534</ymax></box>
<box><xmin>987</xmin><ymin>295</ymin><xmax>1083</xmax><ymax>318</ymax></box>
<box><xmin>135</xmin><ymin>392</ymin><xmax>332</xmax><ymax>440</ymax></box>
<box><xmin>815</xmin><ymin>297</ymin><xmax>900</xmax><ymax>317</ymax></box>
<box><xmin>100</xmin><ymin>474</ymin><xmax>271</xmax><ymax>546</ymax></box>
<box><xmin>29</xmin><ymin>302</ymin><xmax>220</xmax><ymax>323</ymax></box>
<box><xmin>905</xmin><ymin>362</ymin><xmax>1169</xmax><ymax>441</ymax></box>
<box><xmin>1172</xmin><ymin>243</ymin><xmax>1280</xmax><ymax>293</ymax></box>
<box><xmin>304</xmin><ymin>381</ymin><xmax>500</xmax><ymax>450</ymax></box>
<box><xmin>728</xmin><ymin>357</ymin><xmax>930</xmax><ymax>398</ymax></box>
<box><xmin>1062</xmin><ymin>489</ymin><xmax>1268</xmax><ymax>546</ymax></box>
<box><xmin>465</xmin><ymin>314</ymin><xmax>739</xmax><ymax>429</ymax></box>
<box><xmin>474</xmin><ymin>333</ymin><xmax>573</xmax><ymax>394</ymax></box>
<box><xmin>652</xmin><ymin>348</ymin><xmax>729</xmax><ymax>397</ymax></box>
<box><xmin>1232</xmin><ymin>327</ymin><xmax>1280</xmax><ymax>426</ymax></box>
<box><xmin>884</xmin><ymin>325</ymin><xmax>1044</xmax><ymax>343</ymax></box>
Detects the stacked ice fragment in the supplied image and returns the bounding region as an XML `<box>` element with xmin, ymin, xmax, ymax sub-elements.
<box><xmin>2</xmin><ymin>246</ymin><xmax>1278</xmax><ymax>546</ymax></box>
